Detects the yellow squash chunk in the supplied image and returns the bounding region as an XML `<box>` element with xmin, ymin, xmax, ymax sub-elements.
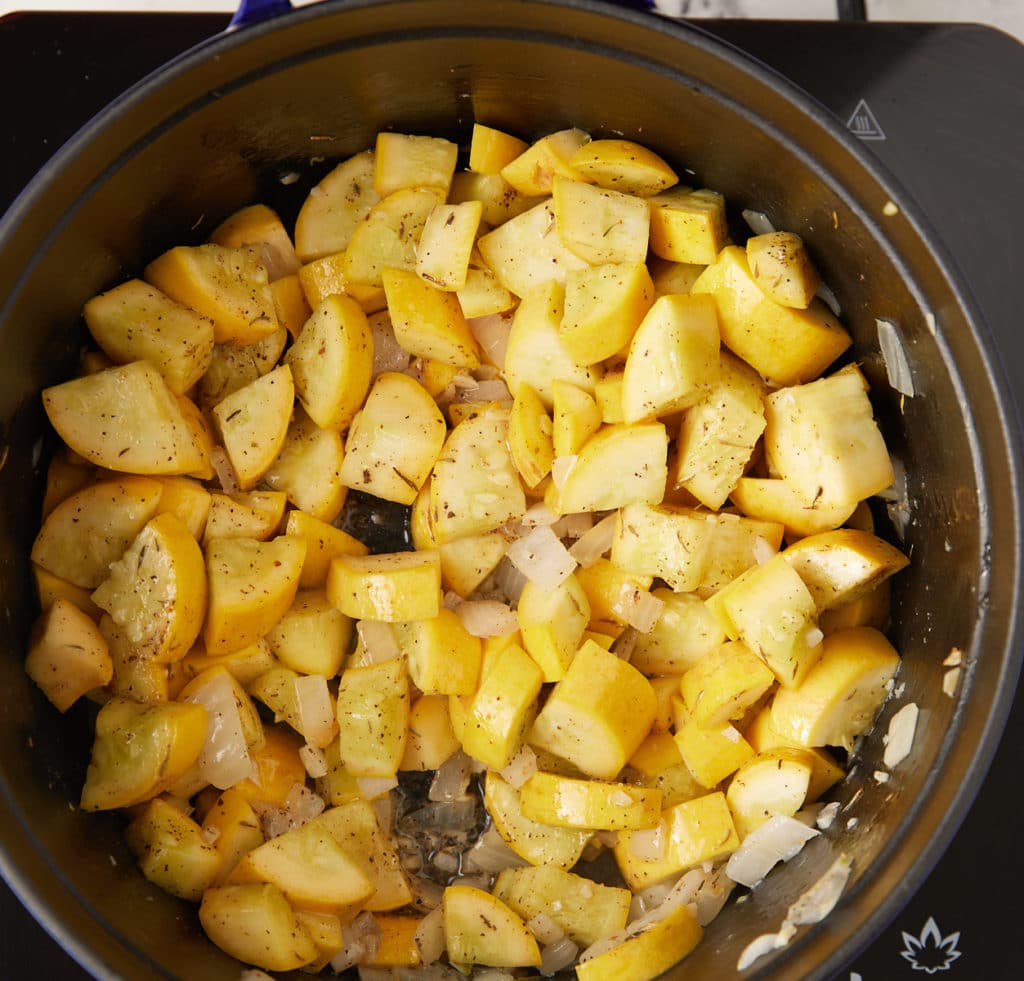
<box><xmin>746</xmin><ymin>230</ymin><xmax>819</xmax><ymax>308</ymax></box>
<box><xmin>508</xmin><ymin>382</ymin><xmax>555</xmax><ymax>488</ymax></box>
<box><xmin>726</xmin><ymin>750</ymin><xmax>813</xmax><ymax>839</ymax></box>
<box><xmin>179</xmin><ymin>665</ymin><xmax>265</xmax><ymax>754</ymax></box>
<box><xmin>448</xmin><ymin>171</ymin><xmax>542</xmax><ymax>229</ymax></box>
<box><xmin>593</xmin><ymin>370</ymin><xmax>624</xmax><ymax>423</ymax></box>
<box><xmin>383</xmin><ymin>266</ymin><xmax>481</xmax><ymax>368</ymax></box>
<box><xmin>499</xmin><ymin>127</ymin><xmax>591</xmax><ymax>195</ymax></box>
<box><xmin>145</xmin><ymin>243</ymin><xmax>278</xmax><ymax>345</ymax></box>
<box><xmin>212</xmin><ymin>363</ymin><xmax>295</xmax><ymax>491</ymax></box>
<box><xmin>781</xmin><ymin>527</ymin><xmax>909</xmax><ymax>611</ymax></box>
<box><xmin>334</xmin><ymin>657</ymin><xmax>410</xmax><ymax>776</ymax></box>
<box><xmin>247</xmin><ymin>664</ymin><xmax>306</xmax><ymax>736</ymax></box>
<box><xmin>621</xmin><ymin>293</ymin><xmax>720</xmax><ymax>423</ymax></box>
<box><xmin>461</xmin><ymin>643</ymin><xmax>544</xmax><ymax>770</ymax></box>
<box><xmin>25</xmin><ymin>598</ymin><xmax>112</xmax><ymax>712</ymax></box>
<box><xmin>284</xmin><ymin>509</ymin><xmax>368</xmax><ymax>588</ymax></box>
<box><xmin>610</xmin><ymin>502</ymin><xmax>712</xmax><ymax>592</ymax></box>
<box><xmin>691</xmin><ymin>245</ymin><xmax>851</xmax><ymax>386</ymax></box>
<box><xmin>630</xmin><ymin>588</ymin><xmax>726</xmax><ymax>676</ymax></box>
<box><xmin>262</xmin><ymin>408</ymin><xmax>347</xmax><ymax>523</ymax></box>
<box><xmin>181</xmin><ymin>639</ymin><xmax>276</xmax><ymax>689</ymax></box>
<box><xmin>429</xmin><ymin>406</ymin><xmax>526</xmax><ymax>542</ymax></box>
<box><xmin>295</xmin><ymin>911</ymin><xmax>345</xmax><ymax>973</ymax></box>
<box><xmin>730</xmin><ymin>476</ymin><xmax>858</xmax><ymax>541</ymax></box>
<box><xmin>92</xmin><ymin>511</ymin><xmax>207</xmax><ymax>663</ymax></box>
<box><xmin>483</xmin><ymin>772</ymin><xmax>592</xmax><ymax>870</ymax></box>
<box><xmin>202</xmin><ymin>490</ymin><xmax>287</xmax><ymax>544</ymax></box>
<box><xmin>696</xmin><ymin>511</ymin><xmax>786</xmax><ymax>598</ymax></box>
<box><xmin>648</xmin><ymin>187</ymin><xmax>726</xmax><ymax>265</ymax></box>
<box><xmin>201</xmin><ymin>788</ymin><xmax>266</xmax><ymax>885</ymax></box>
<box><xmin>327</xmin><ymin>549</ymin><xmax>441</xmax><ymax>622</ymax></box>
<box><xmin>764</xmin><ymin>365</ymin><xmax>895</xmax><ymax>508</ymax></box>
<box><xmin>519</xmin><ymin>772</ymin><xmax>662</xmax><ymax>830</ymax></box>
<box><xmin>444</xmin><ymin>885</ymin><xmax>541</xmax><ymax>970</ymax></box>
<box><xmin>210</xmin><ymin>203</ymin><xmax>300</xmax><ymax>282</ymax></box>
<box><xmin>374</xmin><ymin>132</ymin><xmax>458</xmax><ymax>197</ymax></box>
<box><xmin>673</xmin><ymin>709</ymin><xmax>755</xmax><ymax>788</ymax></box>
<box><xmin>518</xmin><ymin>573</ymin><xmax>590</xmax><ymax>682</ymax></box>
<box><xmin>284</xmin><ymin>293</ymin><xmax>373</xmax><ymax>431</ymax></box>
<box><xmin>613</xmin><ymin>792</ymin><xmax>740</xmax><ymax>890</ymax></box>
<box><xmin>400</xmin><ymin>695</ymin><xmax>461</xmax><ymax>770</ymax></box>
<box><xmin>819</xmin><ymin>579</ymin><xmax>892</xmax><ymax>635</ymax></box>
<box><xmin>397</xmin><ymin>607</ymin><xmax>481</xmax><ymax>696</ymax></box>
<box><xmin>32</xmin><ymin>475</ymin><xmax>163</xmax><ymax>589</ymax></box>
<box><xmin>199</xmin><ymin>883</ymin><xmax>317</xmax><ymax>972</ymax></box>
<box><xmin>504</xmin><ymin>280</ymin><xmax>601</xmax><ymax>406</ymax></box>
<box><xmin>675</xmin><ymin>349</ymin><xmax>767</xmax><ymax>510</ymax></box>
<box><xmin>456</xmin><ymin>258</ymin><xmax>516</xmax><ymax>318</ymax></box>
<box><xmin>42</xmin><ymin>361</ymin><xmax>207</xmax><ymax>475</ymax></box>
<box><xmin>125</xmin><ymin>797</ymin><xmax>222</xmax><ymax>901</ymax></box>
<box><xmin>559</xmin><ymin>261</ymin><xmax>655</xmax><ymax>367</ymax></box>
<box><xmin>339</xmin><ymin>372</ymin><xmax>447</xmax><ymax>506</ymax></box>
<box><xmin>438</xmin><ymin>527</ymin><xmax>511</xmax><ymax>598</ymax></box>
<box><xmin>769</xmin><ymin>625</ymin><xmax>901</xmax><ymax>751</ymax></box>
<box><xmin>706</xmin><ymin>553</ymin><xmax>822</xmax><ymax>688</ymax></box>
<box><xmin>266</xmin><ymin>588</ymin><xmax>353</xmax><ymax>677</ymax></box>
<box><xmin>529</xmin><ymin>639</ymin><xmax>656</xmax><ymax>781</ymax></box>
<box><xmin>738</xmin><ymin>741</ymin><xmax>844</xmax><ymax>803</ymax></box>
<box><xmin>40</xmin><ymin>448</ymin><xmax>96</xmax><ymax>520</ymax></box>
<box><xmin>649</xmin><ymin>256</ymin><xmax>707</xmax><ymax>296</ymax></box>
<box><xmin>569</xmin><ymin>138</ymin><xmax>678</xmax><ymax>196</ymax></box>
<box><xmin>343</xmin><ymin>186</ymin><xmax>442</xmax><ymax>288</ymax></box>
<box><xmin>680</xmin><ymin>640</ymin><xmax>777</xmax><ymax>729</ymax></box>
<box><xmin>294</xmin><ymin>149</ymin><xmax>381</xmax><ymax>262</ymax></box>
<box><xmin>551</xmin><ymin>380</ymin><xmax>603</xmax><ymax>458</ymax></box>
<box><xmin>493</xmin><ymin>865</ymin><xmax>631</xmax><ymax>949</ymax></box>
<box><xmin>296</xmin><ymin>250</ymin><xmax>386</xmax><ymax>312</ymax></box>
<box><xmin>100</xmin><ymin>614</ymin><xmax>169</xmax><ymax>704</ymax></box>
<box><xmin>576</xmin><ymin>903</ymin><xmax>702</xmax><ymax>981</ymax></box>
<box><xmin>79</xmin><ymin>696</ymin><xmax>207</xmax><ymax>811</ymax></box>
<box><xmin>270</xmin><ymin>273</ymin><xmax>313</xmax><ymax>339</ymax></box>
<box><xmin>153</xmin><ymin>475</ymin><xmax>211</xmax><ymax>541</ymax></box>
<box><xmin>552</xmin><ymin>423</ymin><xmax>667</xmax><ymax>515</ymax></box>
<box><xmin>364</xmin><ymin>915</ymin><xmax>420</xmax><ymax>967</ymax></box>
<box><xmin>311</xmin><ymin>801</ymin><xmax>413</xmax><ymax>911</ymax></box>
<box><xmin>477</xmin><ymin>200</ymin><xmax>589</xmax><ymax>298</ymax></box>
<box><xmin>229</xmin><ymin>816</ymin><xmax>374</xmax><ymax>918</ymax></box>
<box><xmin>415</xmin><ymin>200</ymin><xmax>483</xmax><ymax>291</ymax></box>
<box><xmin>232</xmin><ymin>723</ymin><xmax>306</xmax><ymax>808</ymax></box>
<box><xmin>573</xmin><ymin>558</ymin><xmax>652</xmax><ymax>636</ymax></box>
<box><xmin>469</xmin><ymin>122</ymin><xmax>529</xmax><ymax>175</ymax></box>
<box><xmin>83</xmin><ymin>278</ymin><xmax>215</xmax><ymax>395</ymax></box>
<box><xmin>627</xmin><ymin>730</ymin><xmax>706</xmax><ymax>809</ymax></box>
<box><xmin>552</xmin><ymin>176</ymin><xmax>650</xmax><ymax>266</ymax></box>
<box><xmin>204</xmin><ymin>534</ymin><xmax>306</xmax><ymax>656</ymax></box>
<box><xmin>197</xmin><ymin>327</ymin><xmax>287</xmax><ymax>407</ymax></box>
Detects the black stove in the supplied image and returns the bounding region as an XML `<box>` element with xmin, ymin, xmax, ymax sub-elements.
<box><xmin>1</xmin><ymin>10</ymin><xmax>1021</xmax><ymax>980</ymax></box>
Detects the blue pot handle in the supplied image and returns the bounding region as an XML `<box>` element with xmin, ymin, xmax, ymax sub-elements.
<box><xmin>229</xmin><ymin>0</ymin><xmax>294</xmax><ymax>29</ymax></box>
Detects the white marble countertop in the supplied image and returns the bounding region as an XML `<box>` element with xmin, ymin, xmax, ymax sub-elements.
<box><xmin>0</xmin><ymin>0</ymin><xmax>1022</xmax><ymax>43</ymax></box>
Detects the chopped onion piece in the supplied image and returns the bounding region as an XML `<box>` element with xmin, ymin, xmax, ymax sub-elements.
<box><xmin>882</xmin><ymin>702</ymin><xmax>918</xmax><ymax>768</ymax></box>
<box><xmin>620</xmin><ymin>588</ymin><xmax>664</xmax><ymax>633</ymax></box>
<box><xmin>805</xmin><ymin>626</ymin><xmax>824</xmax><ymax>649</ymax></box>
<box><xmin>628</xmin><ymin>820</ymin><xmax>667</xmax><ymax>861</ymax></box>
<box><xmin>294</xmin><ymin>673</ymin><xmax>337</xmax><ymax>749</ymax></box>
<box><xmin>331</xmin><ymin>912</ymin><xmax>381</xmax><ymax>972</ymax></box>
<box><xmin>942</xmin><ymin>666</ymin><xmax>961</xmax><ymax>697</ymax></box>
<box><xmin>454</xmin><ymin>599</ymin><xmax>519</xmax><ymax>638</ymax></box>
<box><xmin>463</xmin><ymin>825</ymin><xmax>530</xmax><ymax>873</ymax></box>
<box><xmin>527</xmin><ymin>912</ymin><xmax>566</xmax><ymax>945</ymax></box>
<box><xmin>429</xmin><ymin>750</ymin><xmax>472</xmax><ymax>802</ymax></box>
<box><xmin>492</xmin><ymin>557</ymin><xmax>528</xmax><ymax>605</ymax></box>
<box><xmin>752</xmin><ymin>535</ymin><xmax>776</xmax><ymax>566</ymax></box>
<box><xmin>469</xmin><ymin>312</ymin><xmax>513</xmax><ymax>368</ymax></box>
<box><xmin>550</xmin><ymin>455</ymin><xmax>577</xmax><ymax>490</ymax></box>
<box><xmin>500</xmin><ymin>745</ymin><xmax>538</xmax><ymax>790</ymax></box>
<box><xmin>520</xmin><ymin>502</ymin><xmax>560</xmax><ymax>528</ymax></box>
<box><xmin>467</xmin><ymin>378</ymin><xmax>513</xmax><ymax>403</ymax></box>
<box><xmin>786</xmin><ymin>853</ymin><xmax>853</xmax><ymax>926</ymax></box>
<box><xmin>568</xmin><ymin>512</ymin><xmax>617</xmax><ymax>568</ymax></box>
<box><xmin>414</xmin><ymin>905</ymin><xmax>446</xmax><ymax>965</ymax></box>
<box><xmin>555</xmin><ymin>511</ymin><xmax>593</xmax><ymax>540</ymax></box>
<box><xmin>742</xmin><ymin>208</ymin><xmax>776</xmax><ymax>235</ymax></box>
<box><xmin>182</xmin><ymin>670</ymin><xmax>253</xmax><ymax>790</ymax></box>
<box><xmin>506</xmin><ymin>525</ymin><xmax>577</xmax><ymax>591</ymax></box>
<box><xmin>877</xmin><ymin>318</ymin><xmax>915</xmax><ymax>397</ymax></box>
<box><xmin>451</xmin><ymin>373</ymin><xmax>479</xmax><ymax>391</ymax></box>
<box><xmin>356</xmin><ymin>776</ymin><xmax>398</xmax><ymax>800</ymax></box>
<box><xmin>200</xmin><ymin>824</ymin><xmax>221</xmax><ymax>845</ymax></box>
<box><xmin>694</xmin><ymin>866</ymin><xmax>735</xmax><ymax>926</ymax></box>
<box><xmin>209</xmin><ymin>445</ymin><xmax>239</xmax><ymax>495</ymax></box>
<box><xmin>815</xmin><ymin>801</ymin><xmax>840</xmax><ymax>830</ymax></box>
<box><xmin>298</xmin><ymin>743</ymin><xmax>329</xmax><ymax>779</ymax></box>
<box><xmin>725</xmin><ymin>815</ymin><xmax>819</xmax><ymax>888</ymax></box>
<box><xmin>357</xmin><ymin>620</ymin><xmax>402</xmax><ymax>663</ymax></box>
<box><xmin>540</xmin><ymin>936</ymin><xmax>579</xmax><ymax>976</ymax></box>
<box><xmin>612</xmin><ymin>627</ymin><xmax>638</xmax><ymax>663</ymax></box>
<box><xmin>284</xmin><ymin>782</ymin><xmax>325</xmax><ymax>827</ymax></box>
<box><xmin>370</xmin><ymin>311</ymin><xmax>411</xmax><ymax>377</ymax></box>
<box><xmin>737</xmin><ymin>931</ymin><xmax>788</xmax><ymax>971</ymax></box>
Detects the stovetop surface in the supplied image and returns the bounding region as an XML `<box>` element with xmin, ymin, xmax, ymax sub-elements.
<box><xmin>0</xmin><ymin>10</ymin><xmax>1022</xmax><ymax>981</ymax></box>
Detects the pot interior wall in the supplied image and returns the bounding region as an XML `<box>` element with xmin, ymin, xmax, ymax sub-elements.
<box><xmin>0</xmin><ymin>3</ymin><xmax>1016</xmax><ymax>979</ymax></box>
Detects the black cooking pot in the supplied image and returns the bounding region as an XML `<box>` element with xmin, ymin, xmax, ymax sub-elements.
<box><xmin>1</xmin><ymin>1</ymin><xmax>1021</xmax><ymax>979</ymax></box>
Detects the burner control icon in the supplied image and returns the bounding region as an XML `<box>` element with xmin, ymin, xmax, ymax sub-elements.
<box><xmin>899</xmin><ymin>916</ymin><xmax>963</xmax><ymax>973</ymax></box>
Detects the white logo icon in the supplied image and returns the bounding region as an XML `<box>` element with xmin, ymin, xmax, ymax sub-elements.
<box><xmin>900</xmin><ymin>916</ymin><xmax>963</xmax><ymax>973</ymax></box>
<box><xmin>846</xmin><ymin>98</ymin><xmax>886</xmax><ymax>141</ymax></box>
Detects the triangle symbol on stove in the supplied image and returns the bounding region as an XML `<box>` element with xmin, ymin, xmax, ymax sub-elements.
<box><xmin>846</xmin><ymin>99</ymin><xmax>886</xmax><ymax>141</ymax></box>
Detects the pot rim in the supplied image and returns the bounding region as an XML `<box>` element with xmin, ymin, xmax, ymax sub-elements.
<box><xmin>1</xmin><ymin>3</ymin><xmax>1022</xmax><ymax>979</ymax></box>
